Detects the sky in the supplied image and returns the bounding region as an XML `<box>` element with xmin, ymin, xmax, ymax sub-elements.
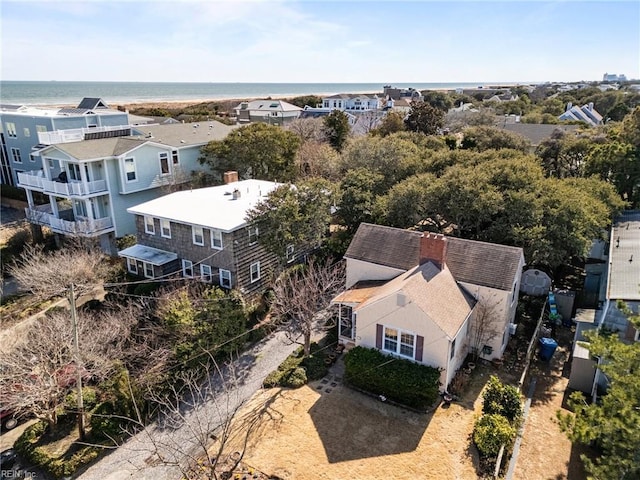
<box><xmin>1</xmin><ymin>0</ymin><xmax>638</xmax><ymax>83</ymax></box>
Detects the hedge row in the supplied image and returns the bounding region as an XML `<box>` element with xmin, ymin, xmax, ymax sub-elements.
<box><xmin>343</xmin><ymin>346</ymin><xmax>441</xmax><ymax>410</ymax></box>
<box><xmin>263</xmin><ymin>343</ymin><xmax>329</xmax><ymax>388</ymax></box>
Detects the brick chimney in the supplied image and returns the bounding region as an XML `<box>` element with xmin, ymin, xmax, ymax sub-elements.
<box><xmin>223</xmin><ymin>171</ymin><xmax>239</xmax><ymax>184</ymax></box>
<box><xmin>419</xmin><ymin>233</ymin><xmax>447</xmax><ymax>269</ymax></box>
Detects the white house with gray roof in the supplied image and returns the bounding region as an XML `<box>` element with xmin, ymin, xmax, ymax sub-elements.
<box><xmin>233</xmin><ymin>99</ymin><xmax>302</xmax><ymax>125</ymax></box>
<box><xmin>17</xmin><ymin>121</ymin><xmax>236</xmax><ymax>253</ymax></box>
<box><xmin>332</xmin><ymin>223</ymin><xmax>525</xmax><ymax>388</ymax></box>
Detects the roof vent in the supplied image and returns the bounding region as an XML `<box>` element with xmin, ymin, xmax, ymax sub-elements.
<box><xmin>232</xmin><ymin>188</ymin><xmax>241</xmax><ymax>200</ymax></box>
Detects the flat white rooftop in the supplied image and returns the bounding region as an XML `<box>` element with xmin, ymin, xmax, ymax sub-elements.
<box><xmin>127</xmin><ymin>179</ymin><xmax>282</xmax><ymax>232</ymax></box>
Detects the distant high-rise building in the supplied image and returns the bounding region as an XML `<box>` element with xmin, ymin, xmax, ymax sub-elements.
<box><xmin>603</xmin><ymin>73</ymin><xmax>627</xmax><ymax>82</ymax></box>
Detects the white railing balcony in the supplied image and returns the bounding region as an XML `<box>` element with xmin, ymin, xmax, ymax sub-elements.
<box><xmin>25</xmin><ymin>206</ymin><xmax>113</xmax><ymax>236</ymax></box>
<box><xmin>37</xmin><ymin>125</ymin><xmax>132</xmax><ymax>145</ymax></box>
<box><xmin>17</xmin><ymin>171</ymin><xmax>107</xmax><ymax>197</ymax></box>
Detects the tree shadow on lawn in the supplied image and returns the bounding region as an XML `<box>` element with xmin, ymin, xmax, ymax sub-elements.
<box><xmin>307</xmin><ymin>384</ymin><xmax>435</xmax><ymax>463</ymax></box>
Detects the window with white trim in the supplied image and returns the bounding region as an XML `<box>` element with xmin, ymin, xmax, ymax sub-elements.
<box><xmin>23</xmin><ymin>127</ymin><xmax>30</xmax><ymax>137</ymax></box>
<box><xmin>160</xmin><ymin>219</ymin><xmax>171</xmax><ymax>238</ymax></box>
<box><xmin>36</xmin><ymin>125</ymin><xmax>47</xmax><ymax>133</ymax></box>
<box><xmin>219</xmin><ymin>268</ymin><xmax>231</xmax><ymax>288</ymax></box>
<box><xmin>29</xmin><ymin>154</ymin><xmax>37</xmax><ymax>163</ymax></box>
<box><xmin>383</xmin><ymin>326</ymin><xmax>415</xmax><ymax>359</ymax></box>
<box><xmin>144</xmin><ymin>262</ymin><xmax>154</xmax><ymax>278</ymax></box>
<box><xmin>250</xmin><ymin>262</ymin><xmax>261</xmax><ymax>283</ymax></box>
<box><xmin>286</xmin><ymin>244</ymin><xmax>295</xmax><ymax>263</ymax></box>
<box><xmin>210</xmin><ymin>229</ymin><xmax>222</xmax><ymax>249</ymax></box>
<box><xmin>144</xmin><ymin>216</ymin><xmax>155</xmax><ymax>235</ymax></box>
<box><xmin>127</xmin><ymin>258</ymin><xmax>138</xmax><ymax>274</ymax></box>
<box><xmin>201</xmin><ymin>264</ymin><xmax>212</xmax><ymax>282</ymax></box>
<box><xmin>159</xmin><ymin>152</ymin><xmax>170</xmax><ymax>175</ymax></box>
<box><xmin>11</xmin><ymin>148</ymin><xmax>22</xmax><ymax>163</ymax></box>
<box><xmin>124</xmin><ymin>157</ymin><xmax>136</xmax><ymax>182</ymax></box>
<box><xmin>5</xmin><ymin>122</ymin><xmax>17</xmax><ymax>138</ymax></box>
<box><xmin>182</xmin><ymin>259</ymin><xmax>193</xmax><ymax>278</ymax></box>
<box><xmin>171</xmin><ymin>150</ymin><xmax>179</xmax><ymax>165</ymax></box>
<box><xmin>192</xmin><ymin>226</ymin><xmax>204</xmax><ymax>246</ymax></box>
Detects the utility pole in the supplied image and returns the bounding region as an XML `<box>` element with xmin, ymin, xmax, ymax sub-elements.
<box><xmin>69</xmin><ymin>283</ymin><xmax>85</xmax><ymax>440</ymax></box>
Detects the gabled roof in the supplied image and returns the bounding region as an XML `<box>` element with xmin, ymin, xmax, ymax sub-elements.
<box><xmin>497</xmin><ymin>123</ymin><xmax>580</xmax><ymax>146</ymax></box>
<box><xmin>132</xmin><ymin>121</ymin><xmax>237</xmax><ymax>147</ymax></box>
<box><xmin>345</xmin><ymin>223</ymin><xmax>422</xmax><ymax>271</ymax></box>
<box><xmin>345</xmin><ymin>223</ymin><xmax>524</xmax><ymax>291</ymax></box>
<box><xmin>46</xmin><ymin>137</ymin><xmax>147</xmax><ymax>160</ymax></box>
<box><xmin>127</xmin><ymin>179</ymin><xmax>282</xmax><ymax>232</ymax></box>
<box><xmin>357</xmin><ymin>262</ymin><xmax>475</xmax><ymax>339</ymax></box>
<box><xmin>324</xmin><ymin>93</ymin><xmax>379</xmax><ymax>100</ymax></box>
<box><xmin>77</xmin><ymin>98</ymin><xmax>110</xmax><ymax>109</ymax></box>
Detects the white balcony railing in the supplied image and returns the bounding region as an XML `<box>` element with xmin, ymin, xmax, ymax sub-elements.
<box><xmin>25</xmin><ymin>206</ymin><xmax>113</xmax><ymax>235</ymax></box>
<box><xmin>17</xmin><ymin>171</ymin><xmax>107</xmax><ymax>197</ymax></box>
<box><xmin>37</xmin><ymin>125</ymin><xmax>132</xmax><ymax>145</ymax></box>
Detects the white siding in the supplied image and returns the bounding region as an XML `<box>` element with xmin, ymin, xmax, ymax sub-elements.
<box><xmin>346</xmin><ymin>258</ymin><xmax>405</xmax><ymax>289</ymax></box>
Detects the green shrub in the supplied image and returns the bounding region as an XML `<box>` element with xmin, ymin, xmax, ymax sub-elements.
<box><xmin>283</xmin><ymin>367</ymin><xmax>307</xmax><ymax>388</ymax></box>
<box><xmin>65</xmin><ymin>387</ymin><xmax>98</xmax><ymax>411</ymax></box>
<box><xmin>344</xmin><ymin>346</ymin><xmax>441</xmax><ymax>410</ymax></box>
<box><xmin>473</xmin><ymin>414</ymin><xmax>517</xmax><ymax>457</ymax></box>
<box><xmin>301</xmin><ymin>353</ymin><xmax>328</xmax><ymax>381</ymax></box>
<box><xmin>482</xmin><ymin>375</ymin><xmax>523</xmax><ymax>424</ymax></box>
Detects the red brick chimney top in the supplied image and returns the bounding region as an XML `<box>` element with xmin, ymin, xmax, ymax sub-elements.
<box><xmin>419</xmin><ymin>232</ymin><xmax>447</xmax><ymax>269</ymax></box>
<box><xmin>223</xmin><ymin>171</ymin><xmax>239</xmax><ymax>184</ymax></box>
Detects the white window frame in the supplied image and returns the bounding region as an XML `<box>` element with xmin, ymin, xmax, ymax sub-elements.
<box><xmin>124</xmin><ymin>157</ymin><xmax>137</xmax><ymax>182</ymax></box>
<box><xmin>248</xmin><ymin>226</ymin><xmax>259</xmax><ymax>245</ymax></box>
<box><xmin>5</xmin><ymin>122</ymin><xmax>17</xmax><ymax>138</ymax></box>
<box><xmin>192</xmin><ymin>226</ymin><xmax>204</xmax><ymax>246</ymax></box>
<box><xmin>160</xmin><ymin>219</ymin><xmax>171</xmax><ymax>238</ymax></box>
<box><xmin>127</xmin><ymin>258</ymin><xmax>138</xmax><ymax>275</ymax></box>
<box><xmin>286</xmin><ymin>244</ymin><xmax>295</xmax><ymax>263</ymax></box>
<box><xmin>11</xmin><ymin>148</ymin><xmax>22</xmax><ymax>163</ymax></box>
<box><xmin>159</xmin><ymin>152</ymin><xmax>170</xmax><ymax>175</ymax></box>
<box><xmin>171</xmin><ymin>149</ymin><xmax>179</xmax><ymax>165</ymax></box>
<box><xmin>383</xmin><ymin>326</ymin><xmax>416</xmax><ymax>359</ymax></box>
<box><xmin>201</xmin><ymin>264</ymin><xmax>212</xmax><ymax>282</ymax></box>
<box><xmin>23</xmin><ymin>127</ymin><xmax>30</xmax><ymax>137</ymax></box>
<box><xmin>219</xmin><ymin>268</ymin><xmax>231</xmax><ymax>288</ymax></box>
<box><xmin>250</xmin><ymin>262</ymin><xmax>261</xmax><ymax>283</ymax></box>
<box><xmin>210</xmin><ymin>229</ymin><xmax>223</xmax><ymax>249</ymax></box>
<box><xmin>143</xmin><ymin>262</ymin><xmax>154</xmax><ymax>279</ymax></box>
<box><xmin>182</xmin><ymin>259</ymin><xmax>193</xmax><ymax>278</ymax></box>
<box><xmin>144</xmin><ymin>216</ymin><xmax>155</xmax><ymax>235</ymax></box>
<box><xmin>36</xmin><ymin>125</ymin><xmax>47</xmax><ymax>133</ymax></box>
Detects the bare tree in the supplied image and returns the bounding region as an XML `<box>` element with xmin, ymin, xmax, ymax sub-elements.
<box><xmin>271</xmin><ymin>260</ymin><xmax>345</xmax><ymax>357</ymax></box>
<box><xmin>294</xmin><ymin>141</ymin><xmax>341</xmax><ymax>180</ymax></box>
<box><xmin>469</xmin><ymin>295</ymin><xmax>503</xmax><ymax>361</ymax></box>
<box><xmin>285</xmin><ymin>117</ymin><xmax>326</xmax><ymax>144</ymax></box>
<box><xmin>0</xmin><ymin>307</ymin><xmax>135</xmax><ymax>429</ymax></box>
<box><xmin>7</xmin><ymin>242</ymin><xmax>114</xmax><ymax>437</ymax></box>
<box><xmin>114</xmin><ymin>358</ymin><xmax>281</xmax><ymax>480</ymax></box>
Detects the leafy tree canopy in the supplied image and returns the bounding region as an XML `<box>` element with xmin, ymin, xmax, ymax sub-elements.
<box><xmin>323</xmin><ymin>110</ymin><xmax>351</xmax><ymax>152</ymax></box>
<box><xmin>405</xmin><ymin>102</ymin><xmax>444</xmax><ymax>135</ymax></box>
<box><xmin>200</xmin><ymin>123</ymin><xmax>300</xmax><ymax>182</ymax></box>
<box><xmin>245</xmin><ymin>179</ymin><xmax>334</xmax><ymax>260</ymax></box>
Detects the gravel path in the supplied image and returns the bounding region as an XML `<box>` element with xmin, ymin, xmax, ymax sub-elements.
<box><xmin>78</xmin><ymin>329</ymin><xmax>303</xmax><ymax>480</ymax></box>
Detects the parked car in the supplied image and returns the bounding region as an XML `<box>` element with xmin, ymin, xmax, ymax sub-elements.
<box><xmin>0</xmin><ymin>410</ymin><xmax>18</xmax><ymax>430</ymax></box>
<box><xmin>0</xmin><ymin>448</ymin><xmax>18</xmax><ymax>469</ymax></box>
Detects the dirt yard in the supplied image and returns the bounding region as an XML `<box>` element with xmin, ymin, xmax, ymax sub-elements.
<box><xmin>236</xmin><ymin>326</ymin><xmax>587</xmax><ymax>480</ymax></box>
<box><xmin>238</xmin><ymin>364</ymin><xmax>492</xmax><ymax>480</ymax></box>
<box><xmin>511</xmin><ymin>325</ymin><xmax>590</xmax><ymax>480</ymax></box>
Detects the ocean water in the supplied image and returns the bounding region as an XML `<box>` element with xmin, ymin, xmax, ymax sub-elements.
<box><xmin>0</xmin><ymin>80</ymin><xmax>502</xmax><ymax>106</ymax></box>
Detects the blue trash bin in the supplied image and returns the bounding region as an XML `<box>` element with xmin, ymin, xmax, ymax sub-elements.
<box><xmin>539</xmin><ymin>337</ymin><xmax>558</xmax><ymax>361</ymax></box>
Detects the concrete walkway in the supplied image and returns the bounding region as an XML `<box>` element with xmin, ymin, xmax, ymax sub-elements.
<box><xmin>78</xmin><ymin>329</ymin><xmax>308</xmax><ymax>480</ymax></box>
